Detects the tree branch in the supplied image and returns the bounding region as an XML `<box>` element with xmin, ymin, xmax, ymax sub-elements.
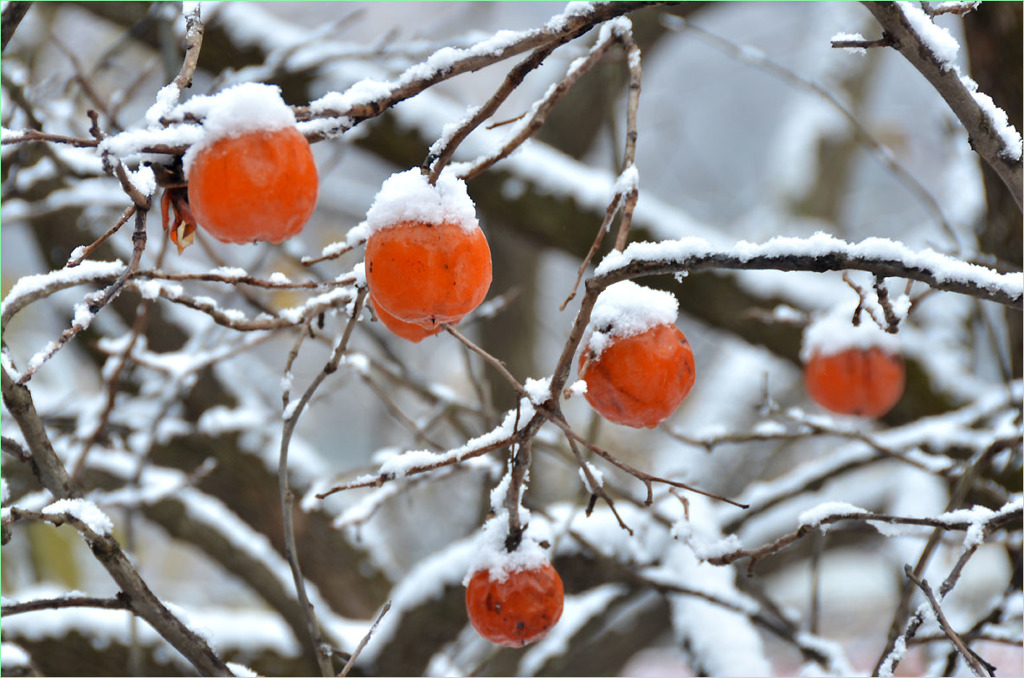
<box><xmin>862</xmin><ymin>1</ymin><xmax>1022</xmax><ymax>209</ymax></box>
<box><xmin>593</xmin><ymin>233</ymin><xmax>1023</xmax><ymax>309</ymax></box>
<box><xmin>904</xmin><ymin>565</ymin><xmax>995</xmax><ymax>677</ymax></box>
<box><xmin>0</xmin><ymin>367</ymin><xmax>230</xmax><ymax>676</ymax></box>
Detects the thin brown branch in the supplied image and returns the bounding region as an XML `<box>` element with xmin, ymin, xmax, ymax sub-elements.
<box><xmin>830</xmin><ymin>36</ymin><xmax>893</xmax><ymax>49</ymax></box>
<box><xmin>561</xmin><ymin>425</ymin><xmax>633</xmax><ymax>535</ymax></box>
<box><xmin>443</xmin><ymin>324</ymin><xmax>527</xmax><ymax>400</ymax></box>
<box><xmin>1</xmin><ymin>593</ymin><xmax>131</xmax><ymax>617</ymax></box>
<box><xmin>279</xmin><ymin>288</ymin><xmax>367</xmax><ymax>676</ymax></box>
<box><xmin>2</xmin><ymin>434</ymin><xmax>30</xmax><ymax>462</ymax></box>
<box><xmin>549</xmin><ymin>414</ymin><xmax>748</xmax><ymax>510</ymax></box>
<box><xmin>560</xmin><ymin>195</ymin><xmax>622</xmax><ymax>311</ymax></box>
<box><xmin>459</xmin><ymin>21</ymin><xmax>621</xmax><ymax>183</ymax></box>
<box><xmin>426</xmin><ymin>42</ymin><xmax>562</xmax><ymax>184</ymax></box>
<box><xmin>904</xmin><ymin>565</ymin><xmax>995</xmax><ymax>677</ymax></box>
<box><xmin>874</xmin><ymin>438</ymin><xmax>1014</xmax><ymax>674</ymax></box>
<box><xmin>173</xmin><ymin>5</ymin><xmax>205</xmax><ymax>91</ymax></box>
<box><xmin>66</xmin><ymin>205</ymin><xmax>137</xmax><ymax>267</ymax></box>
<box><xmin>708</xmin><ymin>506</ymin><xmax>1021</xmax><ymax>574</ymax></box>
<box><xmin>16</xmin><ymin>209</ymin><xmax>149</xmax><ymax>385</ymax></box>
<box><xmin>295</xmin><ymin>2</ymin><xmax>668</xmax><ymax>132</ymax></box>
<box><xmin>338</xmin><ymin>600</ymin><xmax>392</xmax><ymax>677</ymax></box>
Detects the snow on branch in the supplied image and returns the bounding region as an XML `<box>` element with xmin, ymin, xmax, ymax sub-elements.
<box><xmin>593</xmin><ymin>232</ymin><xmax>1023</xmax><ymax>309</ymax></box>
<box><xmin>703</xmin><ymin>497</ymin><xmax>1022</xmax><ymax>574</ymax></box>
<box><xmin>862</xmin><ymin>1</ymin><xmax>1023</xmax><ymax>208</ymax></box>
<box><xmin>301</xmin><ymin>2</ymin><xmax>661</xmax><ymax>135</ymax></box>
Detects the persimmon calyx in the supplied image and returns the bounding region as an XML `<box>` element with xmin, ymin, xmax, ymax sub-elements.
<box><xmin>161</xmin><ymin>187</ymin><xmax>198</xmax><ymax>254</ymax></box>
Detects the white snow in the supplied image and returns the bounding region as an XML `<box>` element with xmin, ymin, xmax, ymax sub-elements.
<box><xmin>797</xmin><ymin>501</ymin><xmax>868</xmax><ymax>529</ymax></box>
<box><xmin>363</xmin><ymin>168</ymin><xmax>478</xmax><ymax>234</ymax></box>
<box><xmin>831</xmin><ymin>31</ymin><xmax>868</xmax><ymax>56</ymax></box>
<box><xmin>1</xmin><ymin>259</ymin><xmax>126</xmax><ymax>327</ymax></box>
<box><xmin>145</xmin><ymin>83</ymin><xmax>182</xmax><ymax>127</ymax></box>
<box><xmin>357</xmin><ymin>399</ymin><xmax>535</xmax><ymax>483</ymax></box>
<box><xmin>897</xmin><ymin>1</ymin><xmax>960</xmax><ymax>69</ymax></box>
<box><xmin>584</xmin><ymin>280</ymin><xmax>678</xmax><ymax>357</ymax></box>
<box><xmin>565</xmin><ymin>379</ymin><xmax>588</xmax><ymax>398</ymax></box>
<box><xmin>464</xmin><ymin>514</ymin><xmax>551</xmax><ymax>585</ymax></box>
<box><xmin>961</xmin><ymin>78</ymin><xmax>1023</xmax><ymax>161</ymax></box>
<box><xmin>614</xmin><ymin>164</ymin><xmax>639</xmax><ymax>194</ymax></box>
<box><xmin>593</xmin><ymin>232</ymin><xmax>1023</xmax><ymax>306</ymax></box>
<box><xmin>41</xmin><ymin>498</ymin><xmax>113</xmax><ymax>536</ymax></box>
<box><xmin>577</xmin><ymin>461</ymin><xmax>604</xmax><ymax>493</ymax></box>
<box><xmin>800</xmin><ymin>301</ymin><xmax>901</xmax><ymax>361</ymax></box>
<box><xmin>181</xmin><ymin>82</ymin><xmax>298</xmax><ymax>175</ymax></box>
<box><xmin>0</xmin><ymin>643</ymin><xmax>31</xmax><ymax>668</ymax></box>
<box><xmin>523</xmin><ymin>376</ymin><xmax>552</xmax><ymax>406</ymax></box>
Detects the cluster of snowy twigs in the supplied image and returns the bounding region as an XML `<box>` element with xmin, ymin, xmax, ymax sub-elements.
<box><xmin>2</xmin><ymin>2</ymin><xmax>1021</xmax><ymax>677</ymax></box>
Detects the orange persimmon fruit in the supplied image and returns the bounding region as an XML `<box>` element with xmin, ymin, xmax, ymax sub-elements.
<box><xmin>365</xmin><ymin>219</ymin><xmax>491</xmax><ymax>329</ymax></box>
<box><xmin>465</xmin><ymin>562</ymin><xmax>564</xmax><ymax>648</ymax></box>
<box><xmin>579</xmin><ymin>323</ymin><xmax>696</xmax><ymax>429</ymax></box>
<box><xmin>803</xmin><ymin>346</ymin><xmax>905</xmax><ymax>418</ymax></box>
<box><xmin>370</xmin><ymin>295</ymin><xmax>442</xmax><ymax>343</ymax></box>
<box><xmin>187</xmin><ymin>126</ymin><xmax>318</xmax><ymax>245</ymax></box>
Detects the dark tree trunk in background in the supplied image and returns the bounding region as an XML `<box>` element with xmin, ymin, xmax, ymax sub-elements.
<box><xmin>964</xmin><ymin>2</ymin><xmax>1023</xmax><ymax>378</ymax></box>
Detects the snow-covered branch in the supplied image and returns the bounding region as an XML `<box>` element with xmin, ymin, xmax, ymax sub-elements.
<box><xmin>593</xmin><ymin>232</ymin><xmax>1023</xmax><ymax>309</ymax></box>
<box><xmin>862</xmin><ymin>1</ymin><xmax>1022</xmax><ymax>208</ymax></box>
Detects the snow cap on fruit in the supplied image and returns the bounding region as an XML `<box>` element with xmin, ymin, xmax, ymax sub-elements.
<box><xmin>585</xmin><ymin>280</ymin><xmax>679</xmax><ymax>357</ymax></box>
<box><xmin>801</xmin><ymin>301</ymin><xmax>901</xmax><ymax>362</ymax></box>
<box><xmin>182</xmin><ymin>82</ymin><xmax>297</xmax><ymax>176</ymax></box>
<box><xmin>463</xmin><ymin>514</ymin><xmax>550</xmax><ymax>586</ymax></box>
<box><xmin>365</xmin><ymin>168</ymin><xmax>479</xmax><ymax>235</ymax></box>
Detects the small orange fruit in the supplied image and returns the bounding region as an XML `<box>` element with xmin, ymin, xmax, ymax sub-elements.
<box><xmin>370</xmin><ymin>295</ymin><xmax>442</xmax><ymax>343</ymax></box>
<box><xmin>580</xmin><ymin>323</ymin><xmax>695</xmax><ymax>428</ymax></box>
<box><xmin>801</xmin><ymin>306</ymin><xmax>905</xmax><ymax>418</ymax></box>
<box><xmin>363</xmin><ymin>169</ymin><xmax>491</xmax><ymax>328</ymax></box>
<box><xmin>578</xmin><ymin>281</ymin><xmax>695</xmax><ymax>428</ymax></box>
<box><xmin>804</xmin><ymin>347</ymin><xmax>905</xmax><ymax>418</ymax></box>
<box><xmin>187</xmin><ymin>126</ymin><xmax>318</xmax><ymax>244</ymax></box>
<box><xmin>465</xmin><ymin>562</ymin><xmax>564</xmax><ymax>648</ymax></box>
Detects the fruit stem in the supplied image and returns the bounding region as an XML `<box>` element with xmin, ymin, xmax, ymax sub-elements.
<box><xmin>503</xmin><ymin>438</ymin><xmax>532</xmax><ymax>552</ymax></box>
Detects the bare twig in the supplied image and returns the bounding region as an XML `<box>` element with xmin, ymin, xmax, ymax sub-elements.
<box><xmin>458</xmin><ymin>19</ymin><xmax>623</xmax><ymax>183</ymax></box>
<box><xmin>550</xmin><ymin>415</ymin><xmax>748</xmax><ymax>510</ymax></box>
<box><xmin>444</xmin><ymin>324</ymin><xmax>527</xmax><ymax>400</ymax></box>
<box><xmin>425</xmin><ymin>42</ymin><xmax>563</xmax><ymax>184</ymax></box>
<box><xmin>16</xmin><ymin>208</ymin><xmax>149</xmax><ymax>384</ymax></box>
<box><xmin>874</xmin><ymin>439</ymin><xmax>1013</xmax><ymax>674</ymax></box>
<box><xmin>2</xmin><ymin>434</ymin><xmax>30</xmax><ymax>462</ymax></box>
<box><xmin>279</xmin><ymin>289</ymin><xmax>367</xmax><ymax>676</ymax></box>
<box><xmin>1</xmin><ymin>593</ymin><xmax>131</xmax><ymax>617</ymax></box>
<box><xmin>707</xmin><ymin>505</ymin><xmax>1021</xmax><ymax>575</ymax></box>
<box><xmin>830</xmin><ymin>35</ymin><xmax>893</xmax><ymax>50</ymax></box>
<box><xmin>338</xmin><ymin>600</ymin><xmax>392</xmax><ymax>677</ymax></box>
<box><xmin>904</xmin><ymin>565</ymin><xmax>995</xmax><ymax>677</ymax></box>
<box><xmin>66</xmin><ymin>205</ymin><xmax>137</xmax><ymax>267</ymax></box>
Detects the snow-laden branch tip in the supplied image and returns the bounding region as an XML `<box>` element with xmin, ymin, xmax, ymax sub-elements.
<box><xmin>593</xmin><ymin>232</ymin><xmax>1023</xmax><ymax>309</ymax></box>
<box><xmin>863</xmin><ymin>1</ymin><xmax>1023</xmax><ymax>208</ymax></box>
